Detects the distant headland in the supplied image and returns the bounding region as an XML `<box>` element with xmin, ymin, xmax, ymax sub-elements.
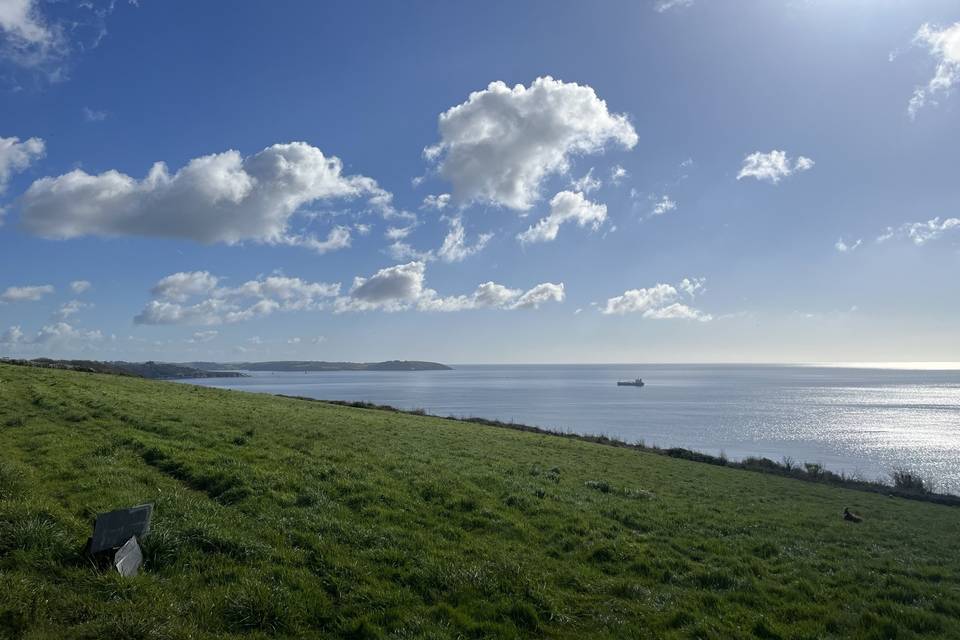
<box><xmin>183</xmin><ymin>360</ymin><xmax>453</xmax><ymax>372</ymax></box>
<box><xmin>0</xmin><ymin>358</ymin><xmax>451</xmax><ymax>379</ymax></box>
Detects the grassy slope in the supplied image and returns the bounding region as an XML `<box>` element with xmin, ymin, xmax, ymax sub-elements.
<box><xmin>0</xmin><ymin>364</ymin><xmax>958</xmax><ymax>640</ymax></box>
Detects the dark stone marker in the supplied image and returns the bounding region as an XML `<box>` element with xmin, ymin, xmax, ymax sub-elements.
<box><xmin>113</xmin><ymin>536</ymin><xmax>143</xmax><ymax>577</ymax></box>
<box><xmin>89</xmin><ymin>504</ymin><xmax>153</xmax><ymax>554</ymax></box>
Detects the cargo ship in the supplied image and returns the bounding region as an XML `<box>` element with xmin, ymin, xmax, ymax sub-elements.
<box><xmin>617</xmin><ymin>378</ymin><xmax>645</xmax><ymax>387</ymax></box>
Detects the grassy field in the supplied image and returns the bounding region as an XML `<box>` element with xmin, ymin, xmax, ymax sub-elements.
<box><xmin>1</xmin><ymin>363</ymin><xmax>959</xmax><ymax>639</ymax></box>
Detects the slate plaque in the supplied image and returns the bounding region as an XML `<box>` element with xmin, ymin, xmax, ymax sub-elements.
<box><xmin>113</xmin><ymin>536</ymin><xmax>143</xmax><ymax>577</ymax></box>
<box><xmin>90</xmin><ymin>504</ymin><xmax>153</xmax><ymax>554</ymax></box>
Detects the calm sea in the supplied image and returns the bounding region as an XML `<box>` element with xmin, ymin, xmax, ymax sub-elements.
<box><xmin>180</xmin><ymin>364</ymin><xmax>960</xmax><ymax>494</ymax></box>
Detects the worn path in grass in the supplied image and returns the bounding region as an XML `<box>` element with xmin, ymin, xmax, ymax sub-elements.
<box><xmin>1</xmin><ymin>363</ymin><xmax>959</xmax><ymax>639</ymax></box>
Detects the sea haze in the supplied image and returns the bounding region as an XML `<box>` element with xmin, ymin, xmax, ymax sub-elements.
<box><xmin>182</xmin><ymin>364</ymin><xmax>960</xmax><ymax>494</ymax></box>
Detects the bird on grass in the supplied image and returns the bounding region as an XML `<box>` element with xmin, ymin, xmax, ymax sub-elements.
<box><xmin>843</xmin><ymin>507</ymin><xmax>863</xmax><ymax>523</ymax></box>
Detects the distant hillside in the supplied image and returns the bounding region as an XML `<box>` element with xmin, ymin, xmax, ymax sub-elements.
<box><xmin>183</xmin><ymin>360</ymin><xmax>453</xmax><ymax>372</ymax></box>
<box><xmin>0</xmin><ymin>358</ymin><xmax>245</xmax><ymax>380</ymax></box>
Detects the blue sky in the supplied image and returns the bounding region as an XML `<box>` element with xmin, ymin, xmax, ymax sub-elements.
<box><xmin>1</xmin><ymin>0</ymin><xmax>958</xmax><ymax>363</ymax></box>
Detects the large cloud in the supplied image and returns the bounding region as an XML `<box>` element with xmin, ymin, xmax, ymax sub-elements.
<box><xmin>908</xmin><ymin>22</ymin><xmax>960</xmax><ymax>118</ymax></box>
<box><xmin>134</xmin><ymin>271</ymin><xmax>341</xmax><ymax>325</ymax></box>
<box><xmin>335</xmin><ymin>261</ymin><xmax>565</xmax><ymax>312</ymax></box>
<box><xmin>602</xmin><ymin>278</ymin><xmax>711</xmax><ymax>321</ymax></box>
<box><xmin>19</xmin><ymin>142</ymin><xmax>393</xmax><ymax>253</ymax></box>
<box><xmin>737</xmin><ymin>150</ymin><xmax>814</xmax><ymax>184</ymax></box>
<box><xmin>425</xmin><ymin>77</ymin><xmax>637</xmax><ymax>210</ymax></box>
<box><xmin>517</xmin><ymin>191</ymin><xmax>606</xmax><ymax>244</ymax></box>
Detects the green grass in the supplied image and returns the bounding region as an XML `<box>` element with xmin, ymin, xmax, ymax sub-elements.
<box><xmin>0</xmin><ymin>363</ymin><xmax>958</xmax><ymax>639</ymax></box>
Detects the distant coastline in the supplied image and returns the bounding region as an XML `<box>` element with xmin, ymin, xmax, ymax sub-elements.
<box><xmin>0</xmin><ymin>358</ymin><xmax>451</xmax><ymax>379</ymax></box>
<box><xmin>0</xmin><ymin>358</ymin><xmax>246</xmax><ymax>380</ymax></box>
<box><xmin>181</xmin><ymin>360</ymin><xmax>453</xmax><ymax>372</ymax></box>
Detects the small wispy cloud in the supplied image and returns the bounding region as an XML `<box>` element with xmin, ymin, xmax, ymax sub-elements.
<box><xmin>877</xmin><ymin>217</ymin><xmax>960</xmax><ymax>246</ymax></box>
<box><xmin>570</xmin><ymin>168</ymin><xmax>601</xmax><ymax>194</ymax></box>
<box><xmin>609</xmin><ymin>165</ymin><xmax>627</xmax><ymax>185</ymax></box>
<box><xmin>654</xmin><ymin>0</ymin><xmax>694</xmax><ymax>13</ymax></box>
<box><xmin>650</xmin><ymin>195</ymin><xmax>677</xmax><ymax>217</ymax></box>
<box><xmin>83</xmin><ymin>106</ymin><xmax>107</xmax><ymax>122</ymax></box>
<box><xmin>835</xmin><ymin>238</ymin><xmax>861</xmax><ymax>253</ymax></box>
<box><xmin>0</xmin><ymin>0</ymin><xmax>129</xmax><ymax>84</ymax></box>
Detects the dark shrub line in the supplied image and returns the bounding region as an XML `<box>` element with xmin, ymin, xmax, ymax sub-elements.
<box><xmin>277</xmin><ymin>395</ymin><xmax>960</xmax><ymax>507</ymax></box>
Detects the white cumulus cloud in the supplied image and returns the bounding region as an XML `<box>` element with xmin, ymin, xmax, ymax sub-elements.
<box><xmin>908</xmin><ymin>22</ymin><xmax>960</xmax><ymax>118</ymax></box>
<box><xmin>19</xmin><ymin>142</ymin><xmax>391</xmax><ymax>253</ymax></box>
<box><xmin>737</xmin><ymin>150</ymin><xmax>814</xmax><ymax>184</ymax></box>
<box><xmin>678</xmin><ymin>277</ymin><xmax>705</xmax><ymax>297</ymax></box>
<box><xmin>334</xmin><ymin>261</ymin><xmax>564</xmax><ymax>313</ymax></box>
<box><xmin>151</xmin><ymin>271</ymin><xmax>220</xmax><ymax>302</ymax></box>
<box><xmin>424</xmin><ymin>76</ymin><xmax>637</xmax><ymax>211</ymax></box>
<box><xmin>517</xmin><ymin>190</ymin><xmax>607</xmax><ymax>244</ymax></box>
<box><xmin>0</xmin><ymin>0</ymin><xmax>65</xmax><ymax>69</ymax></box>
<box><xmin>134</xmin><ymin>271</ymin><xmax>340</xmax><ymax>325</ymax></box>
<box><xmin>602</xmin><ymin>278</ymin><xmax>711</xmax><ymax>321</ymax></box>
<box><xmin>510</xmin><ymin>282</ymin><xmax>566</xmax><ymax>310</ymax></box>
